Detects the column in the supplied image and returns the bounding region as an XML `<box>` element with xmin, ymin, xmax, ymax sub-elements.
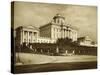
<box><xmin>64</xmin><ymin>29</ymin><xmax>66</xmax><ymax>38</ymax></box>
<box><xmin>61</xmin><ymin>29</ymin><xmax>63</xmax><ymax>38</ymax></box>
<box><xmin>65</xmin><ymin>30</ymin><xmax>67</xmax><ymax>38</ymax></box>
<box><xmin>20</xmin><ymin>30</ymin><xmax>22</xmax><ymax>45</ymax></box>
<box><xmin>67</xmin><ymin>30</ymin><xmax>69</xmax><ymax>38</ymax></box>
<box><xmin>69</xmin><ymin>30</ymin><xmax>71</xmax><ymax>38</ymax></box>
<box><xmin>60</xmin><ymin>28</ymin><xmax>62</xmax><ymax>38</ymax></box>
<box><xmin>75</xmin><ymin>32</ymin><xmax>77</xmax><ymax>41</ymax></box>
<box><xmin>72</xmin><ymin>32</ymin><xmax>74</xmax><ymax>41</ymax></box>
<box><xmin>55</xmin><ymin>28</ymin><xmax>56</xmax><ymax>39</ymax></box>
<box><xmin>65</xmin><ymin>29</ymin><xmax>66</xmax><ymax>38</ymax></box>
<box><xmin>60</xmin><ymin>29</ymin><xmax>62</xmax><ymax>38</ymax></box>
<box><xmin>71</xmin><ymin>31</ymin><xmax>73</xmax><ymax>41</ymax></box>
<box><xmin>64</xmin><ymin>29</ymin><xmax>65</xmax><ymax>38</ymax></box>
<box><xmin>66</xmin><ymin>27</ymin><xmax>68</xmax><ymax>38</ymax></box>
<box><xmin>70</xmin><ymin>30</ymin><xmax>72</xmax><ymax>39</ymax></box>
<box><xmin>63</xmin><ymin>29</ymin><xmax>65</xmax><ymax>38</ymax></box>
<box><xmin>62</xmin><ymin>29</ymin><xmax>64</xmax><ymax>38</ymax></box>
<box><xmin>22</xmin><ymin>30</ymin><xmax>24</xmax><ymax>43</ymax></box>
<box><xmin>32</xmin><ymin>32</ymin><xmax>34</xmax><ymax>43</ymax></box>
<box><xmin>69</xmin><ymin>30</ymin><xmax>71</xmax><ymax>39</ymax></box>
<box><xmin>66</xmin><ymin>30</ymin><xmax>68</xmax><ymax>38</ymax></box>
<box><xmin>36</xmin><ymin>32</ymin><xmax>38</xmax><ymax>43</ymax></box>
<box><xmin>31</xmin><ymin>32</ymin><xmax>33</xmax><ymax>43</ymax></box>
<box><xmin>27</xmin><ymin>31</ymin><xmax>29</xmax><ymax>43</ymax></box>
<box><xmin>63</xmin><ymin>29</ymin><xmax>64</xmax><ymax>38</ymax></box>
<box><xmin>30</xmin><ymin>32</ymin><xmax>32</xmax><ymax>43</ymax></box>
<box><xmin>35</xmin><ymin>32</ymin><xmax>38</xmax><ymax>42</ymax></box>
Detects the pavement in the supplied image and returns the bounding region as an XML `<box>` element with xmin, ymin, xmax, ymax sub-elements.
<box><xmin>16</xmin><ymin>53</ymin><xmax>97</xmax><ymax>65</ymax></box>
<box><xmin>15</xmin><ymin>61</ymin><xmax>97</xmax><ymax>73</ymax></box>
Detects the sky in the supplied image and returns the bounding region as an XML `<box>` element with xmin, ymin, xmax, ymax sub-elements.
<box><xmin>13</xmin><ymin>1</ymin><xmax>97</xmax><ymax>42</ymax></box>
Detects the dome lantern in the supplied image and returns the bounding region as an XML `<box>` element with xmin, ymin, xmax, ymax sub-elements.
<box><xmin>52</xmin><ymin>13</ymin><xmax>65</xmax><ymax>25</ymax></box>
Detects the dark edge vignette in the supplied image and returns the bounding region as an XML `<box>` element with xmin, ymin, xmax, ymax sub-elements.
<box><xmin>11</xmin><ymin>1</ymin><xmax>15</xmax><ymax>74</ymax></box>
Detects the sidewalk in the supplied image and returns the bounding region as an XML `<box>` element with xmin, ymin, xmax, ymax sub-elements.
<box><xmin>16</xmin><ymin>53</ymin><xmax>97</xmax><ymax>65</ymax></box>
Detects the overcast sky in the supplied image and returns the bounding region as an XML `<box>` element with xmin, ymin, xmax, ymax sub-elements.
<box><xmin>13</xmin><ymin>1</ymin><xmax>97</xmax><ymax>41</ymax></box>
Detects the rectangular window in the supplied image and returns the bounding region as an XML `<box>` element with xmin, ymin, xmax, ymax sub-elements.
<box><xmin>29</xmin><ymin>39</ymin><xmax>31</xmax><ymax>43</ymax></box>
<box><xmin>34</xmin><ymin>32</ymin><xmax>37</xmax><ymax>36</ymax></box>
<box><xmin>29</xmin><ymin>32</ymin><xmax>32</xmax><ymax>36</ymax></box>
<box><xmin>24</xmin><ymin>31</ymin><xmax>27</xmax><ymax>36</ymax></box>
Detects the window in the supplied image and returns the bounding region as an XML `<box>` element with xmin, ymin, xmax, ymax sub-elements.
<box><xmin>33</xmin><ymin>40</ymin><xmax>35</xmax><ymax>42</ymax></box>
<box><xmin>24</xmin><ymin>31</ymin><xmax>27</xmax><ymax>36</ymax></box>
<box><xmin>34</xmin><ymin>32</ymin><xmax>37</xmax><ymax>36</ymax></box>
<box><xmin>58</xmin><ymin>19</ymin><xmax>60</xmax><ymax>23</ymax></box>
<box><xmin>29</xmin><ymin>39</ymin><xmax>31</xmax><ymax>43</ymax></box>
<box><xmin>29</xmin><ymin>32</ymin><xmax>32</xmax><ymax>36</ymax></box>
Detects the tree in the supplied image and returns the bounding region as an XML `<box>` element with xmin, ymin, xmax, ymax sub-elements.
<box><xmin>56</xmin><ymin>37</ymin><xmax>73</xmax><ymax>46</ymax></box>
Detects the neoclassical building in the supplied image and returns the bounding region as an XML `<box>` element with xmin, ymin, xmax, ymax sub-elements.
<box><xmin>40</xmin><ymin>14</ymin><xmax>77</xmax><ymax>41</ymax></box>
<box><xmin>77</xmin><ymin>36</ymin><xmax>97</xmax><ymax>47</ymax></box>
<box><xmin>15</xmin><ymin>14</ymin><xmax>78</xmax><ymax>45</ymax></box>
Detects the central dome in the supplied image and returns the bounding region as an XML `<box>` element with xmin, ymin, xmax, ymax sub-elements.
<box><xmin>53</xmin><ymin>13</ymin><xmax>65</xmax><ymax>19</ymax></box>
<box><xmin>52</xmin><ymin>13</ymin><xmax>65</xmax><ymax>25</ymax></box>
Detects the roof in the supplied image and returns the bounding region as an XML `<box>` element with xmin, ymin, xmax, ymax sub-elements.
<box><xmin>16</xmin><ymin>25</ymin><xmax>39</xmax><ymax>31</ymax></box>
<box><xmin>63</xmin><ymin>24</ymin><xmax>78</xmax><ymax>30</ymax></box>
<box><xmin>53</xmin><ymin>13</ymin><xmax>65</xmax><ymax>20</ymax></box>
<box><xmin>39</xmin><ymin>23</ymin><xmax>51</xmax><ymax>29</ymax></box>
<box><xmin>78</xmin><ymin>37</ymin><xmax>85</xmax><ymax>40</ymax></box>
<box><xmin>39</xmin><ymin>22</ymin><xmax>78</xmax><ymax>31</ymax></box>
<box><xmin>78</xmin><ymin>36</ymin><xmax>91</xmax><ymax>41</ymax></box>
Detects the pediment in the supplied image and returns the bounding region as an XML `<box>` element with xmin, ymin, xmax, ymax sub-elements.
<box><xmin>23</xmin><ymin>25</ymin><xmax>39</xmax><ymax>31</ymax></box>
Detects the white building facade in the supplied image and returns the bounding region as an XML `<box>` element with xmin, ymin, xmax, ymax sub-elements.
<box><xmin>40</xmin><ymin>14</ymin><xmax>77</xmax><ymax>41</ymax></box>
<box><xmin>15</xmin><ymin>14</ymin><xmax>78</xmax><ymax>45</ymax></box>
<box><xmin>77</xmin><ymin>36</ymin><xmax>97</xmax><ymax>47</ymax></box>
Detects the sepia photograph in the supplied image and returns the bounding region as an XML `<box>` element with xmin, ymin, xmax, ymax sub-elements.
<box><xmin>11</xmin><ymin>1</ymin><xmax>97</xmax><ymax>74</ymax></box>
